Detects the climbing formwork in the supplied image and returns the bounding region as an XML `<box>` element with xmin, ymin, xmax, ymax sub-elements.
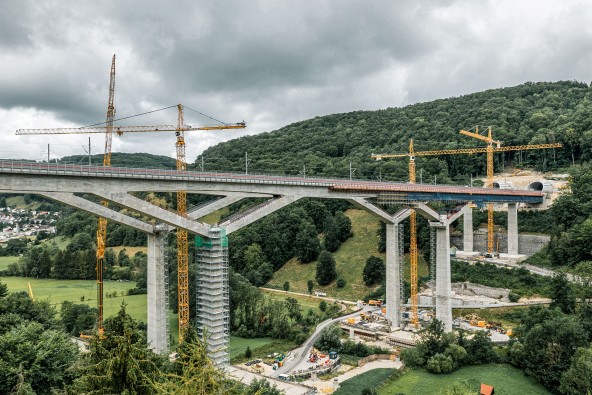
<box><xmin>195</xmin><ymin>227</ymin><xmax>230</xmax><ymax>367</ymax></box>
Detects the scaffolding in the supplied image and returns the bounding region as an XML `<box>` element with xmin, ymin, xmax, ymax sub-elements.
<box><xmin>195</xmin><ymin>227</ymin><xmax>230</xmax><ymax>367</ymax></box>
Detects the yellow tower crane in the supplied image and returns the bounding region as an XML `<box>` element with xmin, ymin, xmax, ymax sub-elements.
<box><xmin>372</xmin><ymin>136</ymin><xmax>562</xmax><ymax>324</ymax></box>
<box><xmin>96</xmin><ymin>54</ymin><xmax>117</xmax><ymax>336</ymax></box>
<box><xmin>16</xmin><ymin>108</ymin><xmax>246</xmax><ymax>343</ymax></box>
<box><xmin>172</xmin><ymin>104</ymin><xmax>246</xmax><ymax>342</ymax></box>
<box><xmin>459</xmin><ymin>127</ymin><xmax>561</xmax><ymax>255</ymax></box>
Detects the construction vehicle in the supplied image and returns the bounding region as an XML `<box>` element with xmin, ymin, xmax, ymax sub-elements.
<box><xmin>17</xmin><ymin>104</ymin><xmax>245</xmax><ymax>343</ymax></box>
<box><xmin>309</xmin><ymin>351</ymin><xmax>318</xmax><ymax>363</ymax></box>
<box><xmin>368</xmin><ymin>299</ymin><xmax>382</xmax><ymax>306</ymax></box>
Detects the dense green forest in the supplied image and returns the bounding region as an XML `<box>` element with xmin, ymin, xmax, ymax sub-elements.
<box><xmin>200</xmin><ymin>81</ymin><xmax>592</xmax><ymax>181</ymax></box>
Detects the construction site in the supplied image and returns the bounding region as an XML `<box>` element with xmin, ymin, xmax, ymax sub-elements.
<box><xmin>2</xmin><ymin>55</ymin><xmax>566</xmax><ymax>395</ymax></box>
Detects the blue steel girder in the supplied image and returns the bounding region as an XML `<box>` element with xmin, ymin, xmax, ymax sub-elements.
<box><xmin>376</xmin><ymin>191</ymin><xmax>543</xmax><ymax>205</ymax></box>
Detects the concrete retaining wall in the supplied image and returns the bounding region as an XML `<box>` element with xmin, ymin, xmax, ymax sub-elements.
<box><xmin>451</xmin><ymin>233</ymin><xmax>550</xmax><ymax>255</ymax></box>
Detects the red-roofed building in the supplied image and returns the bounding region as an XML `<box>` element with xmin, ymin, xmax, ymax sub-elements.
<box><xmin>480</xmin><ymin>383</ymin><xmax>495</xmax><ymax>395</ymax></box>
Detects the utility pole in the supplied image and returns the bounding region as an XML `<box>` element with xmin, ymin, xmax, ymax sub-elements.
<box><xmin>200</xmin><ymin>155</ymin><xmax>204</xmax><ymax>172</ymax></box>
<box><xmin>88</xmin><ymin>137</ymin><xmax>92</xmax><ymax>165</ymax></box>
<box><xmin>47</xmin><ymin>144</ymin><xmax>50</xmax><ymax>163</ymax></box>
<box><xmin>349</xmin><ymin>161</ymin><xmax>356</xmax><ymax>180</ymax></box>
<box><xmin>245</xmin><ymin>152</ymin><xmax>249</xmax><ymax>175</ymax></box>
<box><xmin>299</xmin><ymin>164</ymin><xmax>306</xmax><ymax>178</ymax></box>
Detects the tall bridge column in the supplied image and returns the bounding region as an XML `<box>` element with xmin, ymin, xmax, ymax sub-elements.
<box><xmin>507</xmin><ymin>203</ymin><xmax>519</xmax><ymax>255</ymax></box>
<box><xmin>195</xmin><ymin>227</ymin><xmax>230</xmax><ymax>367</ymax></box>
<box><xmin>430</xmin><ymin>220</ymin><xmax>452</xmax><ymax>332</ymax></box>
<box><xmin>462</xmin><ymin>205</ymin><xmax>473</xmax><ymax>252</ymax></box>
<box><xmin>385</xmin><ymin>223</ymin><xmax>402</xmax><ymax>329</ymax></box>
<box><xmin>147</xmin><ymin>225</ymin><xmax>169</xmax><ymax>355</ymax></box>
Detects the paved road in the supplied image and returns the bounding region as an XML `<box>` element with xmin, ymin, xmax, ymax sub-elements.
<box><xmin>271</xmin><ymin>306</ymin><xmax>373</xmax><ymax>378</ymax></box>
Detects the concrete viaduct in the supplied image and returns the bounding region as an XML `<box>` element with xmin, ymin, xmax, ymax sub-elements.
<box><xmin>0</xmin><ymin>161</ymin><xmax>544</xmax><ymax>364</ymax></box>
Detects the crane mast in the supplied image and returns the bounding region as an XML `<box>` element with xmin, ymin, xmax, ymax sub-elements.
<box><xmin>97</xmin><ymin>54</ymin><xmax>116</xmax><ymax>336</ymax></box>
<box><xmin>175</xmin><ymin>104</ymin><xmax>190</xmax><ymax>342</ymax></box>
<box><xmin>408</xmin><ymin>140</ymin><xmax>419</xmax><ymax>328</ymax></box>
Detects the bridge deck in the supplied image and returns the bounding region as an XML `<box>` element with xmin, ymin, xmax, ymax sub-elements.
<box><xmin>0</xmin><ymin>161</ymin><xmax>544</xmax><ymax>204</ymax></box>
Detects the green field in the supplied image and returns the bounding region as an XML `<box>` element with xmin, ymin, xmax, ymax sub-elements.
<box><xmin>376</xmin><ymin>364</ymin><xmax>551</xmax><ymax>395</ymax></box>
<box><xmin>334</xmin><ymin>369</ymin><xmax>395</xmax><ymax>395</ymax></box>
<box><xmin>0</xmin><ymin>256</ymin><xmax>19</xmax><ymax>271</ymax></box>
<box><xmin>0</xmin><ymin>277</ymin><xmax>149</xmax><ymax>321</ymax></box>
<box><xmin>200</xmin><ymin>207</ymin><xmax>229</xmax><ymax>225</ymax></box>
<box><xmin>263</xmin><ymin>289</ymin><xmax>323</xmax><ymax>315</ymax></box>
<box><xmin>229</xmin><ymin>336</ymin><xmax>276</xmax><ymax>360</ymax></box>
<box><xmin>268</xmin><ymin>209</ymin><xmax>428</xmax><ymax>301</ymax></box>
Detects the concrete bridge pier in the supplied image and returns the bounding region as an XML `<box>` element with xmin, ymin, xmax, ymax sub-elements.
<box><xmin>430</xmin><ymin>220</ymin><xmax>452</xmax><ymax>332</ymax></box>
<box><xmin>147</xmin><ymin>224</ymin><xmax>169</xmax><ymax>355</ymax></box>
<box><xmin>507</xmin><ymin>203</ymin><xmax>519</xmax><ymax>255</ymax></box>
<box><xmin>385</xmin><ymin>223</ymin><xmax>402</xmax><ymax>328</ymax></box>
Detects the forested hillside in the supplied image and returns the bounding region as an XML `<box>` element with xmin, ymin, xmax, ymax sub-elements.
<box><xmin>200</xmin><ymin>81</ymin><xmax>592</xmax><ymax>182</ymax></box>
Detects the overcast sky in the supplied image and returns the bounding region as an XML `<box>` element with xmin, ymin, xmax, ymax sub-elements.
<box><xmin>0</xmin><ymin>0</ymin><xmax>590</xmax><ymax>163</ymax></box>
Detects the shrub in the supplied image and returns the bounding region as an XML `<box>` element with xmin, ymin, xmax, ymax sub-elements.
<box><xmin>426</xmin><ymin>353</ymin><xmax>454</xmax><ymax>374</ymax></box>
<box><xmin>336</xmin><ymin>278</ymin><xmax>346</xmax><ymax>288</ymax></box>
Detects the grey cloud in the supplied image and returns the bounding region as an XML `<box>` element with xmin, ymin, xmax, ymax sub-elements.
<box><xmin>0</xmin><ymin>0</ymin><xmax>590</xmax><ymax>161</ymax></box>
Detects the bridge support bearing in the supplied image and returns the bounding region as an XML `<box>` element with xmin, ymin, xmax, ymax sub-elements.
<box><xmin>147</xmin><ymin>226</ymin><xmax>169</xmax><ymax>354</ymax></box>
<box><xmin>430</xmin><ymin>221</ymin><xmax>452</xmax><ymax>332</ymax></box>
<box><xmin>195</xmin><ymin>227</ymin><xmax>230</xmax><ymax>367</ymax></box>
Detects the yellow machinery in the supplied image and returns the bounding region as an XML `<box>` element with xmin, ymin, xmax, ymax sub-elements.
<box><xmin>96</xmin><ymin>54</ymin><xmax>117</xmax><ymax>336</ymax></box>
<box><xmin>372</xmin><ymin>135</ymin><xmax>561</xmax><ymax>325</ymax></box>
<box><xmin>17</xmin><ymin>105</ymin><xmax>246</xmax><ymax>343</ymax></box>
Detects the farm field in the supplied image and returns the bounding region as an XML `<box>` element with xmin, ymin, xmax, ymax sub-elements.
<box><xmin>376</xmin><ymin>364</ymin><xmax>551</xmax><ymax>395</ymax></box>
<box><xmin>0</xmin><ymin>277</ymin><xmax>149</xmax><ymax>321</ymax></box>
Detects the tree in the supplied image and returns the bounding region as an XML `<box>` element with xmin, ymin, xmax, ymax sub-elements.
<box><xmin>319</xmin><ymin>300</ymin><xmax>327</xmax><ymax>312</ymax></box>
<box><xmin>551</xmin><ymin>272</ymin><xmax>576</xmax><ymax>313</ymax></box>
<box><xmin>464</xmin><ymin>331</ymin><xmax>497</xmax><ymax>365</ymax></box>
<box><xmin>307</xmin><ymin>280</ymin><xmax>314</xmax><ymax>296</ymax></box>
<box><xmin>314</xmin><ymin>324</ymin><xmax>341</xmax><ymax>352</ymax></box>
<box><xmin>521</xmin><ymin>314</ymin><xmax>587</xmax><ymax>390</ymax></box>
<box><xmin>334</xmin><ymin>211</ymin><xmax>353</xmax><ymax>241</ymax></box>
<box><xmin>0</xmin><ymin>281</ymin><xmax>7</xmax><ymax>299</ymax></box>
<box><xmin>283</xmin><ymin>281</ymin><xmax>290</xmax><ymax>293</ymax></box>
<box><xmin>426</xmin><ymin>353</ymin><xmax>454</xmax><ymax>374</ymax></box>
<box><xmin>150</xmin><ymin>328</ymin><xmax>233</xmax><ymax>395</ymax></box>
<box><xmin>316</xmin><ymin>251</ymin><xmax>336</xmax><ymax>285</ymax></box>
<box><xmin>245</xmin><ymin>345</ymin><xmax>252</xmax><ymax>359</ymax></box>
<box><xmin>117</xmin><ymin>249</ymin><xmax>130</xmax><ymax>267</ymax></box>
<box><xmin>559</xmin><ymin>346</ymin><xmax>592</xmax><ymax>395</ymax></box>
<box><xmin>323</xmin><ymin>217</ymin><xmax>341</xmax><ymax>253</ymax></box>
<box><xmin>0</xmin><ymin>321</ymin><xmax>79</xmax><ymax>394</ymax></box>
<box><xmin>60</xmin><ymin>301</ymin><xmax>97</xmax><ymax>336</ymax></box>
<box><xmin>244</xmin><ymin>378</ymin><xmax>283</xmax><ymax>395</ymax></box>
<box><xmin>363</xmin><ymin>256</ymin><xmax>385</xmax><ymax>286</ymax></box>
<box><xmin>294</xmin><ymin>222</ymin><xmax>320</xmax><ymax>263</ymax></box>
<box><xmin>336</xmin><ymin>277</ymin><xmax>346</xmax><ymax>288</ymax></box>
<box><xmin>75</xmin><ymin>303</ymin><xmax>164</xmax><ymax>394</ymax></box>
